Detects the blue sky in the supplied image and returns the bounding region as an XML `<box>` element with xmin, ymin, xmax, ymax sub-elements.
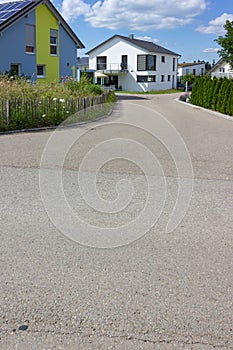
<box><xmin>1</xmin><ymin>0</ymin><xmax>233</xmax><ymax>63</ymax></box>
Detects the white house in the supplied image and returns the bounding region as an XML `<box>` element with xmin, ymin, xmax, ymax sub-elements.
<box><xmin>177</xmin><ymin>62</ymin><xmax>205</xmax><ymax>82</ymax></box>
<box><xmin>209</xmin><ymin>58</ymin><xmax>233</xmax><ymax>79</ymax></box>
<box><xmin>86</xmin><ymin>34</ymin><xmax>180</xmax><ymax>92</ymax></box>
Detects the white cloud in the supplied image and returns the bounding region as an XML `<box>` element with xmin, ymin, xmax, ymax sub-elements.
<box><xmin>196</xmin><ymin>13</ymin><xmax>233</xmax><ymax>35</ymax></box>
<box><xmin>61</xmin><ymin>0</ymin><xmax>90</xmax><ymax>20</ymax></box>
<box><xmin>202</xmin><ymin>48</ymin><xmax>219</xmax><ymax>53</ymax></box>
<box><xmin>61</xmin><ymin>0</ymin><xmax>207</xmax><ymax>30</ymax></box>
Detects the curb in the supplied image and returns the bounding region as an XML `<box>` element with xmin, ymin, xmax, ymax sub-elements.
<box><xmin>175</xmin><ymin>98</ymin><xmax>233</xmax><ymax>122</ymax></box>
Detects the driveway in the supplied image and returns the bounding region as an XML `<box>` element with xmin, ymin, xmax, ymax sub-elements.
<box><xmin>0</xmin><ymin>93</ymin><xmax>232</xmax><ymax>349</ymax></box>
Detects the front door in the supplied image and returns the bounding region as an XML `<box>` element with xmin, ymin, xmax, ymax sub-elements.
<box><xmin>109</xmin><ymin>76</ymin><xmax>118</xmax><ymax>89</ymax></box>
<box><xmin>10</xmin><ymin>63</ymin><xmax>20</xmax><ymax>76</ymax></box>
<box><xmin>121</xmin><ymin>55</ymin><xmax>128</xmax><ymax>71</ymax></box>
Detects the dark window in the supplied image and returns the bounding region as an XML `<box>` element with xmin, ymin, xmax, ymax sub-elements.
<box><xmin>137</xmin><ymin>75</ymin><xmax>156</xmax><ymax>82</ymax></box>
<box><xmin>10</xmin><ymin>64</ymin><xmax>20</xmax><ymax>75</ymax></box>
<box><xmin>97</xmin><ymin>56</ymin><xmax>107</xmax><ymax>70</ymax></box>
<box><xmin>161</xmin><ymin>75</ymin><xmax>165</xmax><ymax>82</ymax></box>
<box><xmin>25</xmin><ymin>24</ymin><xmax>35</xmax><ymax>53</ymax></box>
<box><xmin>173</xmin><ymin>57</ymin><xmax>176</xmax><ymax>71</ymax></box>
<box><xmin>193</xmin><ymin>69</ymin><xmax>196</xmax><ymax>75</ymax></box>
<box><xmin>161</xmin><ymin>56</ymin><xmax>165</xmax><ymax>63</ymax></box>
<box><xmin>147</xmin><ymin>55</ymin><xmax>156</xmax><ymax>70</ymax></box>
<box><xmin>37</xmin><ymin>65</ymin><xmax>45</xmax><ymax>77</ymax></box>
<box><xmin>50</xmin><ymin>29</ymin><xmax>58</xmax><ymax>55</ymax></box>
<box><xmin>137</xmin><ymin>55</ymin><xmax>156</xmax><ymax>71</ymax></box>
<box><xmin>50</xmin><ymin>45</ymin><xmax>57</xmax><ymax>55</ymax></box>
<box><xmin>26</xmin><ymin>46</ymin><xmax>34</xmax><ymax>53</ymax></box>
<box><xmin>167</xmin><ymin>75</ymin><xmax>171</xmax><ymax>81</ymax></box>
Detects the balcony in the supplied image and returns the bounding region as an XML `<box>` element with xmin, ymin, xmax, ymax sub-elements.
<box><xmin>96</xmin><ymin>62</ymin><xmax>128</xmax><ymax>74</ymax></box>
<box><xmin>211</xmin><ymin>72</ymin><xmax>233</xmax><ymax>79</ymax></box>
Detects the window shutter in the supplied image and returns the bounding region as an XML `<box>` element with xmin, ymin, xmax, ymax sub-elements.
<box><xmin>50</xmin><ymin>29</ymin><xmax>58</xmax><ymax>38</ymax></box>
<box><xmin>137</xmin><ymin>55</ymin><xmax>146</xmax><ymax>71</ymax></box>
<box><xmin>25</xmin><ymin>24</ymin><xmax>35</xmax><ymax>46</ymax></box>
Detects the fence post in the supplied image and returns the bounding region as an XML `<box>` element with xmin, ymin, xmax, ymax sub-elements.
<box><xmin>6</xmin><ymin>99</ymin><xmax>10</xmax><ymax>125</ymax></box>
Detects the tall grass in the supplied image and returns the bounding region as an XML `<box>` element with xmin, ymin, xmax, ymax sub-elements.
<box><xmin>0</xmin><ymin>74</ymin><xmax>103</xmax><ymax>99</ymax></box>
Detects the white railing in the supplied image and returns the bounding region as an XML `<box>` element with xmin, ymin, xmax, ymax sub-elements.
<box><xmin>211</xmin><ymin>72</ymin><xmax>233</xmax><ymax>79</ymax></box>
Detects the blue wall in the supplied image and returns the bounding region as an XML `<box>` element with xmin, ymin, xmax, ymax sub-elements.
<box><xmin>0</xmin><ymin>10</ymin><xmax>37</xmax><ymax>81</ymax></box>
<box><xmin>59</xmin><ymin>24</ymin><xmax>77</xmax><ymax>79</ymax></box>
<box><xmin>0</xmin><ymin>9</ymin><xmax>79</xmax><ymax>82</ymax></box>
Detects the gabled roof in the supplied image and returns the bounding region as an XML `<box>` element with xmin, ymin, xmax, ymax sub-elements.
<box><xmin>0</xmin><ymin>0</ymin><xmax>85</xmax><ymax>48</ymax></box>
<box><xmin>178</xmin><ymin>62</ymin><xmax>205</xmax><ymax>68</ymax></box>
<box><xmin>86</xmin><ymin>34</ymin><xmax>180</xmax><ymax>56</ymax></box>
<box><xmin>208</xmin><ymin>58</ymin><xmax>228</xmax><ymax>73</ymax></box>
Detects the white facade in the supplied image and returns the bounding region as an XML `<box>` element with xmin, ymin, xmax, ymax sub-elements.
<box><xmin>87</xmin><ymin>36</ymin><xmax>179</xmax><ymax>92</ymax></box>
<box><xmin>210</xmin><ymin>59</ymin><xmax>233</xmax><ymax>79</ymax></box>
<box><xmin>178</xmin><ymin>62</ymin><xmax>205</xmax><ymax>81</ymax></box>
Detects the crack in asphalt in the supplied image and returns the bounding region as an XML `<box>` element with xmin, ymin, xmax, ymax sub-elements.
<box><xmin>0</xmin><ymin>328</ymin><xmax>230</xmax><ymax>349</ymax></box>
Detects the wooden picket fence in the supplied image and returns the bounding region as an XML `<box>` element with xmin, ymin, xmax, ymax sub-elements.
<box><xmin>0</xmin><ymin>93</ymin><xmax>109</xmax><ymax>130</ymax></box>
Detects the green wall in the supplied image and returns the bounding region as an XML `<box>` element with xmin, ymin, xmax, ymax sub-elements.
<box><xmin>36</xmin><ymin>4</ymin><xmax>59</xmax><ymax>83</ymax></box>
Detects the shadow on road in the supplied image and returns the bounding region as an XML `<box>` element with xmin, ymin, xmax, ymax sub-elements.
<box><xmin>116</xmin><ymin>94</ymin><xmax>148</xmax><ymax>101</ymax></box>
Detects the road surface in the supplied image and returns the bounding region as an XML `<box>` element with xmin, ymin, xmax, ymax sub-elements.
<box><xmin>0</xmin><ymin>93</ymin><xmax>233</xmax><ymax>349</ymax></box>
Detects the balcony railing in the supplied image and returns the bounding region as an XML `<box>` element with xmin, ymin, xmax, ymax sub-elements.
<box><xmin>96</xmin><ymin>62</ymin><xmax>128</xmax><ymax>73</ymax></box>
<box><xmin>211</xmin><ymin>72</ymin><xmax>233</xmax><ymax>79</ymax></box>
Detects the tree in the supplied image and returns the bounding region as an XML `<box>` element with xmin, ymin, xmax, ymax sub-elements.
<box><xmin>205</xmin><ymin>62</ymin><xmax>212</xmax><ymax>71</ymax></box>
<box><xmin>215</xmin><ymin>20</ymin><xmax>233</xmax><ymax>69</ymax></box>
<box><xmin>182</xmin><ymin>73</ymin><xmax>195</xmax><ymax>85</ymax></box>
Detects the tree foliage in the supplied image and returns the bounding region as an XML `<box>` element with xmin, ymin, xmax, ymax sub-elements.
<box><xmin>215</xmin><ymin>20</ymin><xmax>233</xmax><ymax>69</ymax></box>
<box><xmin>182</xmin><ymin>73</ymin><xmax>195</xmax><ymax>84</ymax></box>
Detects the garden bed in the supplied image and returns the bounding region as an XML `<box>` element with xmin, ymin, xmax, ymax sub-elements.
<box><xmin>0</xmin><ymin>75</ymin><xmax>116</xmax><ymax>131</ymax></box>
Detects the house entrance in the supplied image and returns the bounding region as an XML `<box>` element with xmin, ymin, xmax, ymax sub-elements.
<box><xmin>10</xmin><ymin>63</ymin><xmax>20</xmax><ymax>76</ymax></box>
<box><xmin>121</xmin><ymin>55</ymin><xmax>128</xmax><ymax>71</ymax></box>
<box><xmin>109</xmin><ymin>75</ymin><xmax>118</xmax><ymax>89</ymax></box>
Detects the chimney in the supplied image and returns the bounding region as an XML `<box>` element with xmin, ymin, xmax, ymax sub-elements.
<box><xmin>129</xmin><ymin>34</ymin><xmax>134</xmax><ymax>39</ymax></box>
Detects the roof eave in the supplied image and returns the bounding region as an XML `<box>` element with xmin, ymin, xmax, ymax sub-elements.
<box><xmin>44</xmin><ymin>0</ymin><xmax>85</xmax><ymax>48</ymax></box>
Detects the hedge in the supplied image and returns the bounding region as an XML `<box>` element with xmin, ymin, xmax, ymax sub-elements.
<box><xmin>190</xmin><ymin>76</ymin><xmax>233</xmax><ymax>116</ymax></box>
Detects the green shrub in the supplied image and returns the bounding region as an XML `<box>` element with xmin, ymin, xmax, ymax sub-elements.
<box><xmin>191</xmin><ymin>76</ymin><xmax>233</xmax><ymax>116</ymax></box>
<box><xmin>211</xmin><ymin>78</ymin><xmax>223</xmax><ymax>111</ymax></box>
<box><xmin>226</xmin><ymin>83</ymin><xmax>233</xmax><ymax>115</ymax></box>
<box><xmin>107</xmin><ymin>91</ymin><xmax>117</xmax><ymax>103</ymax></box>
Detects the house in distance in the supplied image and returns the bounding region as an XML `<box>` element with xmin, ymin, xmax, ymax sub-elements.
<box><xmin>177</xmin><ymin>61</ymin><xmax>205</xmax><ymax>83</ymax></box>
<box><xmin>0</xmin><ymin>0</ymin><xmax>84</xmax><ymax>82</ymax></box>
<box><xmin>86</xmin><ymin>34</ymin><xmax>180</xmax><ymax>92</ymax></box>
<box><xmin>209</xmin><ymin>58</ymin><xmax>233</xmax><ymax>79</ymax></box>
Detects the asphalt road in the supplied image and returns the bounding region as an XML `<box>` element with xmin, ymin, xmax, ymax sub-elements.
<box><xmin>0</xmin><ymin>93</ymin><xmax>233</xmax><ymax>349</ymax></box>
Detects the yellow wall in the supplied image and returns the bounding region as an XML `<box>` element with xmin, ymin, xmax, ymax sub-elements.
<box><xmin>36</xmin><ymin>4</ymin><xmax>59</xmax><ymax>83</ymax></box>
